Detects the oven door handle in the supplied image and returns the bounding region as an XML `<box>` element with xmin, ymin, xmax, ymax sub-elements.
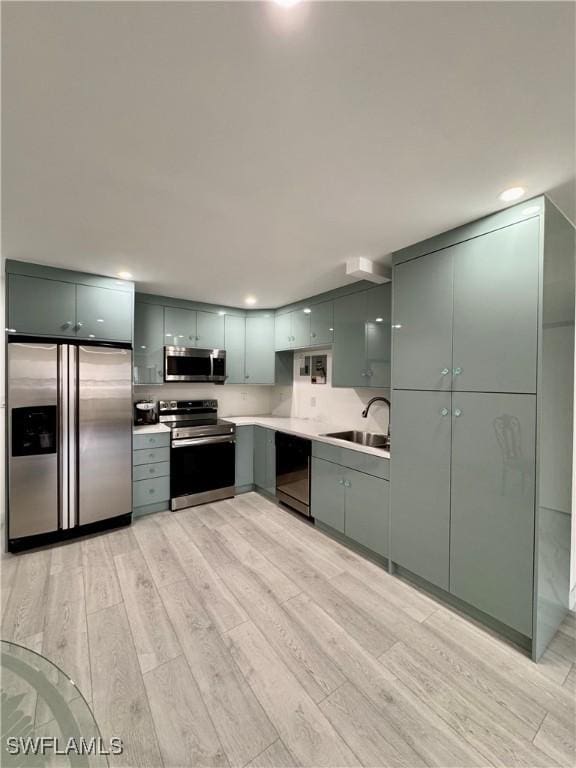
<box><xmin>171</xmin><ymin>435</ymin><xmax>236</xmax><ymax>448</ymax></box>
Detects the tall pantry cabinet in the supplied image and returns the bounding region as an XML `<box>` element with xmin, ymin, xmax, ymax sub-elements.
<box><xmin>390</xmin><ymin>196</ymin><xmax>574</xmax><ymax>659</ymax></box>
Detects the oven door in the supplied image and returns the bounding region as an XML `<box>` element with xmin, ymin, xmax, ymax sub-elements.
<box><xmin>170</xmin><ymin>434</ymin><xmax>236</xmax><ymax>509</ymax></box>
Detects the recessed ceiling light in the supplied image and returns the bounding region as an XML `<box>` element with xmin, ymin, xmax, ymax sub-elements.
<box><xmin>244</xmin><ymin>296</ymin><xmax>257</xmax><ymax>306</ymax></box>
<box><xmin>375</xmin><ymin>317</ymin><xmax>384</xmax><ymax>323</ymax></box>
<box><xmin>522</xmin><ymin>205</ymin><xmax>540</xmax><ymax>216</ymax></box>
<box><xmin>218</xmin><ymin>311</ymin><xmax>226</xmax><ymax>316</ymax></box>
<box><xmin>329</xmin><ymin>327</ymin><xmax>334</xmax><ymax>332</ymax></box>
<box><xmin>499</xmin><ymin>187</ymin><xmax>525</xmax><ymax>203</ymax></box>
<box><xmin>303</xmin><ymin>308</ymin><xmax>312</xmax><ymax>314</ymax></box>
<box><xmin>117</xmin><ymin>271</ymin><xmax>133</xmax><ymax>280</ymax></box>
<box><xmin>273</xmin><ymin>0</ymin><xmax>303</xmax><ymax>7</ymax></box>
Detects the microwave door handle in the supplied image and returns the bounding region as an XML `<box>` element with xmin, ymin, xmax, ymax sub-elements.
<box><xmin>172</xmin><ymin>435</ymin><xmax>236</xmax><ymax>448</ymax></box>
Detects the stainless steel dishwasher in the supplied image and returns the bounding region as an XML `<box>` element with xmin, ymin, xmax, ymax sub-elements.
<box><xmin>275</xmin><ymin>432</ymin><xmax>311</xmax><ymax>517</ymax></box>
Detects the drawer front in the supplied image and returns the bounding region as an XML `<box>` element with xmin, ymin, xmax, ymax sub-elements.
<box><xmin>133</xmin><ymin>446</ymin><xmax>170</xmax><ymax>466</ymax></box>
<box><xmin>312</xmin><ymin>441</ymin><xmax>342</xmax><ymax>464</ymax></box>
<box><xmin>340</xmin><ymin>447</ymin><xmax>389</xmax><ymax>480</ymax></box>
<box><xmin>133</xmin><ymin>461</ymin><xmax>170</xmax><ymax>482</ymax></box>
<box><xmin>133</xmin><ymin>476</ymin><xmax>170</xmax><ymax>507</ymax></box>
<box><xmin>133</xmin><ymin>432</ymin><xmax>170</xmax><ymax>450</ymax></box>
<box><xmin>312</xmin><ymin>441</ymin><xmax>389</xmax><ymax>479</ymax></box>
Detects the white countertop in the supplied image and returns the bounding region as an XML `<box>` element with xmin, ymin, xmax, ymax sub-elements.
<box><xmin>226</xmin><ymin>416</ymin><xmax>390</xmax><ymax>459</ymax></box>
<box><xmin>133</xmin><ymin>423</ymin><xmax>171</xmax><ymax>435</ymax></box>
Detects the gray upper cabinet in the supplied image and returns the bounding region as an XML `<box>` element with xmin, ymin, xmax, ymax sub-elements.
<box><xmin>8</xmin><ymin>274</ymin><xmax>77</xmax><ymax>337</ymax></box>
<box><xmin>393</xmin><ymin>217</ymin><xmax>539</xmax><ymax>393</ymax></box>
<box><xmin>245</xmin><ymin>313</ymin><xmax>275</xmax><ymax>384</ymax></box>
<box><xmin>451</xmin><ymin>219</ymin><xmax>539</xmax><ymax>394</ymax></box>
<box><xmin>196</xmin><ymin>310</ymin><xmax>225</xmax><ymax>349</ymax></box>
<box><xmin>309</xmin><ymin>301</ymin><xmax>333</xmax><ymax>346</ymax></box>
<box><xmin>392</xmin><ymin>247</ymin><xmax>454</xmax><ymax>390</ymax></box>
<box><xmin>164</xmin><ymin>307</ymin><xmax>197</xmax><ymax>346</ymax></box>
<box><xmin>134</xmin><ymin>302</ymin><xmax>164</xmax><ymax>384</ymax></box>
<box><xmin>332</xmin><ymin>290</ymin><xmax>367</xmax><ymax>387</ymax></box>
<box><xmin>390</xmin><ymin>389</ymin><xmax>452</xmax><ymax>590</ymax></box>
<box><xmin>274</xmin><ymin>312</ymin><xmax>292</xmax><ymax>350</ymax></box>
<box><xmin>274</xmin><ymin>309</ymin><xmax>311</xmax><ymax>350</ymax></box>
<box><xmin>365</xmin><ymin>284</ymin><xmax>392</xmax><ymax>388</ymax></box>
<box><xmin>450</xmin><ymin>392</ymin><xmax>536</xmax><ymax>636</ymax></box>
<box><xmin>291</xmin><ymin>309</ymin><xmax>311</xmax><ymax>349</ymax></box>
<box><xmin>76</xmin><ymin>285</ymin><xmax>133</xmax><ymax>341</ymax></box>
<box><xmin>333</xmin><ymin>284</ymin><xmax>391</xmax><ymax>388</ymax></box>
<box><xmin>7</xmin><ymin>268</ymin><xmax>133</xmax><ymax>343</ymax></box>
<box><xmin>224</xmin><ymin>314</ymin><xmax>246</xmax><ymax>384</ymax></box>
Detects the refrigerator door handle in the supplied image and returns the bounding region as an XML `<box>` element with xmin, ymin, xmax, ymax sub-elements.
<box><xmin>68</xmin><ymin>345</ymin><xmax>78</xmax><ymax>529</ymax></box>
<box><xmin>59</xmin><ymin>345</ymin><xmax>69</xmax><ymax>530</ymax></box>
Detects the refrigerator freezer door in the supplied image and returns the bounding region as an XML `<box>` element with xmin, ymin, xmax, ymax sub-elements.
<box><xmin>8</xmin><ymin>343</ymin><xmax>59</xmax><ymax>539</ymax></box>
<box><xmin>78</xmin><ymin>345</ymin><xmax>132</xmax><ymax>525</ymax></box>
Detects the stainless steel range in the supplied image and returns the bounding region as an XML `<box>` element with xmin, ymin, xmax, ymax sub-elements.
<box><xmin>159</xmin><ymin>399</ymin><xmax>236</xmax><ymax>510</ymax></box>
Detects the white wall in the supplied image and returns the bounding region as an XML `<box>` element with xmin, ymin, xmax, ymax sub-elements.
<box><xmin>134</xmin><ymin>383</ymin><xmax>274</xmax><ymax>418</ymax></box>
<box><xmin>571</xmin><ymin>280</ymin><xmax>576</xmax><ymax>608</ymax></box>
<box><xmin>270</xmin><ymin>349</ymin><xmax>390</xmax><ymax>435</ymax></box>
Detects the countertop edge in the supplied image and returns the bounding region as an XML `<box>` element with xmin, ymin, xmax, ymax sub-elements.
<box><xmin>227</xmin><ymin>416</ymin><xmax>390</xmax><ymax>460</ymax></box>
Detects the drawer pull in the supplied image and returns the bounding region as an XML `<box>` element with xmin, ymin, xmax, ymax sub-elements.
<box><xmin>149</xmin><ymin>467</ymin><xmax>155</xmax><ymax>474</ymax></box>
<box><xmin>149</xmin><ymin>488</ymin><xmax>155</xmax><ymax>495</ymax></box>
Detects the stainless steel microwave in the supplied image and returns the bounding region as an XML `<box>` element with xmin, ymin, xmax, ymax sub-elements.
<box><xmin>164</xmin><ymin>346</ymin><xmax>226</xmax><ymax>383</ymax></box>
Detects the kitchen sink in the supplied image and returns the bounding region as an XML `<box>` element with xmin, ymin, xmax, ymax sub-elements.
<box><xmin>322</xmin><ymin>430</ymin><xmax>390</xmax><ymax>450</ymax></box>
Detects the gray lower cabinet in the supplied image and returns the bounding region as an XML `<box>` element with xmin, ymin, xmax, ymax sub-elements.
<box><xmin>344</xmin><ymin>468</ymin><xmax>389</xmax><ymax>558</ymax></box>
<box><xmin>8</xmin><ymin>274</ymin><xmax>77</xmax><ymax>337</ymax></box>
<box><xmin>235</xmin><ymin>425</ymin><xmax>254</xmax><ymax>488</ymax></box>
<box><xmin>390</xmin><ymin>389</ymin><xmax>452</xmax><ymax>590</ymax></box>
<box><xmin>311</xmin><ymin>458</ymin><xmax>345</xmax><ymax>532</ymax></box>
<box><xmin>134</xmin><ymin>302</ymin><xmax>164</xmax><ymax>384</ymax></box>
<box><xmin>392</xmin><ymin>247</ymin><xmax>454</xmax><ymax>390</ymax></box>
<box><xmin>254</xmin><ymin>426</ymin><xmax>275</xmax><ymax>495</ymax></box>
<box><xmin>450</xmin><ymin>392</ymin><xmax>536</xmax><ymax>636</ymax></box>
<box><xmin>132</xmin><ymin>431</ymin><xmax>171</xmax><ymax>516</ymax></box>
<box><xmin>75</xmin><ymin>285</ymin><xmax>133</xmax><ymax>341</ymax></box>
<box><xmin>245</xmin><ymin>313</ymin><xmax>275</xmax><ymax>384</ymax></box>
<box><xmin>311</xmin><ymin>451</ymin><xmax>389</xmax><ymax>557</ymax></box>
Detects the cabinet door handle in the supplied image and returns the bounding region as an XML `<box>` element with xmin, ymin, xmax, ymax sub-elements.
<box><xmin>441</xmin><ymin>368</ymin><xmax>450</xmax><ymax>376</ymax></box>
<box><xmin>149</xmin><ymin>488</ymin><xmax>155</xmax><ymax>495</ymax></box>
<box><xmin>361</xmin><ymin>371</ymin><xmax>367</xmax><ymax>377</ymax></box>
<box><xmin>453</xmin><ymin>367</ymin><xmax>462</xmax><ymax>375</ymax></box>
<box><xmin>440</xmin><ymin>408</ymin><xmax>449</xmax><ymax>416</ymax></box>
<box><xmin>245</xmin><ymin>374</ymin><xmax>250</xmax><ymax>379</ymax></box>
<box><xmin>62</xmin><ymin>321</ymin><xmax>73</xmax><ymax>329</ymax></box>
<box><xmin>454</xmin><ymin>408</ymin><xmax>462</xmax><ymax>417</ymax></box>
<box><xmin>311</xmin><ymin>332</ymin><xmax>316</xmax><ymax>338</ymax></box>
<box><xmin>339</xmin><ymin>478</ymin><xmax>344</xmax><ymax>485</ymax></box>
<box><xmin>149</xmin><ymin>467</ymin><xmax>155</xmax><ymax>474</ymax></box>
<box><xmin>345</xmin><ymin>480</ymin><xmax>351</xmax><ymax>488</ymax></box>
<box><xmin>75</xmin><ymin>322</ymin><xmax>84</xmax><ymax>329</ymax></box>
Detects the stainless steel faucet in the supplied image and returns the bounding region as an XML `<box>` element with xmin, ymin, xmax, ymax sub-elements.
<box><xmin>361</xmin><ymin>396</ymin><xmax>391</xmax><ymax>442</ymax></box>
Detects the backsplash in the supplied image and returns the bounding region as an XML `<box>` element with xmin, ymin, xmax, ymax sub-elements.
<box><xmin>133</xmin><ymin>384</ymin><xmax>274</xmax><ymax>417</ymax></box>
<box><xmin>134</xmin><ymin>350</ymin><xmax>390</xmax><ymax>432</ymax></box>
<box><xmin>270</xmin><ymin>349</ymin><xmax>390</xmax><ymax>434</ymax></box>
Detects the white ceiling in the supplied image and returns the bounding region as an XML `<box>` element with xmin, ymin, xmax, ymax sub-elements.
<box><xmin>3</xmin><ymin>1</ymin><xmax>575</xmax><ymax>308</ymax></box>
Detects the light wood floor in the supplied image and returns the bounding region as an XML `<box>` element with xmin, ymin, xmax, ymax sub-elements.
<box><xmin>2</xmin><ymin>491</ymin><xmax>575</xmax><ymax>768</ymax></box>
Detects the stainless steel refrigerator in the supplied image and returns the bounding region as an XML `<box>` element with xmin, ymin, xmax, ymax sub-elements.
<box><xmin>7</xmin><ymin>340</ymin><xmax>132</xmax><ymax>550</ymax></box>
